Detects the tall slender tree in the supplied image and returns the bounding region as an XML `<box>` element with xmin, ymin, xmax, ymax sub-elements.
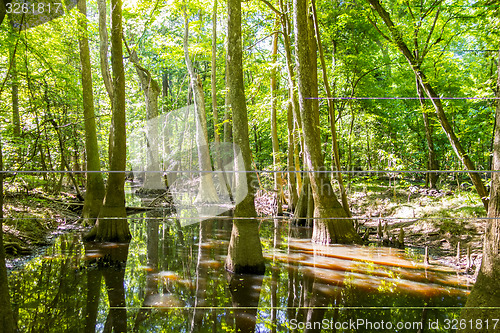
<box><xmin>126</xmin><ymin>43</ymin><xmax>163</xmax><ymax>190</ymax></box>
<box><xmin>225</xmin><ymin>0</ymin><xmax>265</xmax><ymax>274</ymax></box>
<box><xmin>77</xmin><ymin>0</ymin><xmax>105</xmax><ymax>223</ymax></box>
<box><xmin>87</xmin><ymin>0</ymin><xmax>131</xmax><ymax>242</ymax></box>
<box><xmin>294</xmin><ymin>0</ymin><xmax>361</xmax><ymax>244</ymax></box>
<box><xmin>270</xmin><ymin>23</ymin><xmax>283</xmax><ymax>216</ymax></box>
<box><xmin>366</xmin><ymin>0</ymin><xmax>488</xmax><ymax>209</ymax></box>
<box><xmin>0</xmin><ymin>140</ymin><xmax>16</xmax><ymax>333</ymax></box>
<box><xmin>310</xmin><ymin>0</ymin><xmax>350</xmax><ymax>216</ymax></box>
<box><xmin>183</xmin><ymin>13</ymin><xmax>220</xmax><ymax>204</ymax></box>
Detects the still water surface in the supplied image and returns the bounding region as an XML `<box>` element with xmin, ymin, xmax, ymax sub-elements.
<box><xmin>8</xmin><ymin>217</ymin><xmax>470</xmax><ymax>332</ymax></box>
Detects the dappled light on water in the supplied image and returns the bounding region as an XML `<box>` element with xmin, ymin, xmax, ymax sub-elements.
<box><xmin>8</xmin><ymin>219</ymin><xmax>470</xmax><ymax>332</ymax></box>
<box><xmin>264</xmin><ymin>239</ymin><xmax>470</xmax><ymax>298</ymax></box>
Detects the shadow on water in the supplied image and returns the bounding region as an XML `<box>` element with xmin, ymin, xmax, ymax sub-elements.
<box><xmin>8</xmin><ymin>217</ymin><xmax>471</xmax><ymax>332</ymax></box>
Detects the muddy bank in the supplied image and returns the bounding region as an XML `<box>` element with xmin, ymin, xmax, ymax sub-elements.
<box><xmin>2</xmin><ymin>189</ymin><xmax>84</xmax><ymax>272</ymax></box>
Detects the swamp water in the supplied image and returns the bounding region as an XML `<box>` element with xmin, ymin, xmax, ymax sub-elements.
<box><xmin>8</xmin><ymin>218</ymin><xmax>471</xmax><ymax>332</ymax></box>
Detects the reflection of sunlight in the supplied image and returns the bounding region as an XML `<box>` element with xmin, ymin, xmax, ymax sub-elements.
<box><xmin>10</xmin><ymin>220</ymin><xmax>468</xmax><ymax>331</ymax></box>
<box><xmin>264</xmin><ymin>240</ymin><xmax>472</xmax><ymax>297</ymax></box>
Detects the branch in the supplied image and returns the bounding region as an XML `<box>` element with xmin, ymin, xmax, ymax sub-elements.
<box><xmin>421</xmin><ymin>7</ymin><xmax>440</xmax><ymax>60</ymax></box>
<box><xmin>365</xmin><ymin>14</ymin><xmax>391</xmax><ymax>42</ymax></box>
<box><xmin>123</xmin><ymin>36</ymin><xmax>160</xmax><ymax>94</ymax></box>
<box><xmin>366</xmin><ymin>0</ymin><xmax>417</xmax><ymax>67</ymax></box>
<box><xmin>244</xmin><ymin>31</ymin><xmax>282</xmax><ymax>51</ymax></box>
<box><xmin>259</xmin><ymin>0</ymin><xmax>282</xmax><ymax>16</ymax></box>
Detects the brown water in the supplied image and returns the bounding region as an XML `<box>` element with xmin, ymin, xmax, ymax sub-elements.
<box><xmin>8</xmin><ymin>218</ymin><xmax>470</xmax><ymax>332</ymax></box>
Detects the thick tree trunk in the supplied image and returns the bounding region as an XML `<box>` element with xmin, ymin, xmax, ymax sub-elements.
<box><xmin>225</xmin><ymin>0</ymin><xmax>265</xmax><ymax>275</ymax></box>
<box><xmin>459</xmin><ymin>47</ymin><xmax>500</xmax><ymax>331</ymax></box>
<box><xmin>0</xmin><ymin>140</ymin><xmax>16</xmax><ymax>333</ymax></box>
<box><xmin>77</xmin><ymin>0</ymin><xmax>105</xmax><ymax>223</ymax></box>
<box><xmin>367</xmin><ymin>0</ymin><xmax>488</xmax><ymax>210</ymax></box>
<box><xmin>183</xmin><ymin>14</ymin><xmax>219</xmax><ymax>204</ymax></box>
<box><xmin>294</xmin><ymin>0</ymin><xmax>361</xmax><ymax>244</ymax></box>
<box><xmin>270</xmin><ymin>25</ymin><xmax>283</xmax><ymax>215</ymax></box>
<box><xmin>416</xmin><ymin>77</ymin><xmax>439</xmax><ymax>188</ymax></box>
<box><xmin>92</xmin><ymin>0</ymin><xmax>130</xmax><ymax>242</ymax></box>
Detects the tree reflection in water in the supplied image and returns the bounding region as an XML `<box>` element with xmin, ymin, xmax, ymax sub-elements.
<box><xmin>228</xmin><ymin>273</ymin><xmax>264</xmax><ymax>333</ymax></box>
<box><xmin>84</xmin><ymin>242</ymin><xmax>129</xmax><ymax>333</ymax></box>
<box><xmin>9</xmin><ymin>219</ymin><xmax>472</xmax><ymax>332</ymax></box>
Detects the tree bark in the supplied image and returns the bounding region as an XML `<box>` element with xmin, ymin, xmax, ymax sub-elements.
<box><xmin>367</xmin><ymin>0</ymin><xmax>488</xmax><ymax>210</ymax></box>
<box><xmin>127</xmin><ymin>45</ymin><xmax>163</xmax><ymax>190</ymax></box>
<box><xmin>287</xmin><ymin>91</ymin><xmax>298</xmax><ymax>211</ymax></box>
<box><xmin>97</xmin><ymin>0</ymin><xmax>113</xmax><ymax>102</ymax></box>
<box><xmin>294</xmin><ymin>0</ymin><xmax>361</xmax><ymax>244</ymax></box>
<box><xmin>97</xmin><ymin>0</ymin><xmax>115</xmax><ymax>165</ymax></box>
<box><xmin>459</xmin><ymin>46</ymin><xmax>500</xmax><ymax>331</ymax></box>
<box><xmin>212</xmin><ymin>0</ymin><xmax>219</xmax><ymax>145</ymax></box>
<box><xmin>211</xmin><ymin>0</ymin><xmax>232</xmax><ymax>201</ymax></box>
<box><xmin>183</xmin><ymin>14</ymin><xmax>220</xmax><ymax>204</ymax></box>
<box><xmin>279</xmin><ymin>0</ymin><xmax>302</xmax><ymax>198</ymax></box>
<box><xmin>11</xmin><ymin>54</ymin><xmax>20</xmax><ymax>138</ymax></box>
<box><xmin>77</xmin><ymin>0</ymin><xmax>105</xmax><ymax>223</ymax></box>
<box><xmin>311</xmin><ymin>0</ymin><xmax>350</xmax><ymax>217</ymax></box>
<box><xmin>270</xmin><ymin>24</ymin><xmax>283</xmax><ymax>215</ymax></box>
<box><xmin>0</xmin><ymin>139</ymin><xmax>16</xmax><ymax>333</ymax></box>
<box><xmin>225</xmin><ymin>0</ymin><xmax>265</xmax><ymax>274</ymax></box>
<box><xmin>91</xmin><ymin>0</ymin><xmax>130</xmax><ymax>242</ymax></box>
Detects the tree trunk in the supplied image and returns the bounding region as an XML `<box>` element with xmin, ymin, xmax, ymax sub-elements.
<box><xmin>311</xmin><ymin>0</ymin><xmax>350</xmax><ymax>217</ymax></box>
<box><xmin>91</xmin><ymin>0</ymin><xmax>130</xmax><ymax>243</ymax></box>
<box><xmin>210</xmin><ymin>0</ymin><xmax>232</xmax><ymax>201</ymax></box>
<box><xmin>77</xmin><ymin>0</ymin><xmax>105</xmax><ymax>223</ymax></box>
<box><xmin>211</xmin><ymin>0</ymin><xmax>219</xmax><ymax>146</ymax></box>
<box><xmin>294</xmin><ymin>0</ymin><xmax>361</xmax><ymax>245</ymax></box>
<box><xmin>367</xmin><ymin>0</ymin><xmax>488</xmax><ymax>210</ymax></box>
<box><xmin>97</xmin><ymin>0</ymin><xmax>114</xmax><ymax>165</ymax></box>
<box><xmin>287</xmin><ymin>94</ymin><xmax>298</xmax><ymax>211</ymax></box>
<box><xmin>183</xmin><ymin>14</ymin><xmax>219</xmax><ymax>204</ymax></box>
<box><xmin>127</xmin><ymin>46</ymin><xmax>163</xmax><ymax>190</ymax></box>
<box><xmin>11</xmin><ymin>54</ymin><xmax>20</xmax><ymax>138</ymax></box>
<box><xmin>0</xmin><ymin>0</ymin><xmax>6</xmax><ymax>25</ymax></box>
<box><xmin>0</xmin><ymin>140</ymin><xmax>16</xmax><ymax>333</ymax></box>
<box><xmin>225</xmin><ymin>0</ymin><xmax>265</xmax><ymax>275</ymax></box>
<box><xmin>279</xmin><ymin>0</ymin><xmax>302</xmax><ymax>198</ymax></box>
<box><xmin>270</xmin><ymin>24</ymin><xmax>283</xmax><ymax>215</ymax></box>
<box><xmin>459</xmin><ymin>47</ymin><xmax>500</xmax><ymax>331</ymax></box>
<box><xmin>294</xmin><ymin>175</ymin><xmax>311</xmax><ymax>226</ymax></box>
<box><xmin>416</xmin><ymin>77</ymin><xmax>439</xmax><ymax>188</ymax></box>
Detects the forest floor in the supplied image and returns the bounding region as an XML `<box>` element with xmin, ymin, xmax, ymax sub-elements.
<box><xmin>2</xmin><ymin>177</ymin><xmax>486</xmax><ymax>279</ymax></box>
<box><xmin>347</xmin><ymin>177</ymin><xmax>485</xmax><ymax>280</ymax></box>
<box><xmin>2</xmin><ymin>185</ymin><xmax>84</xmax><ymax>271</ymax></box>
